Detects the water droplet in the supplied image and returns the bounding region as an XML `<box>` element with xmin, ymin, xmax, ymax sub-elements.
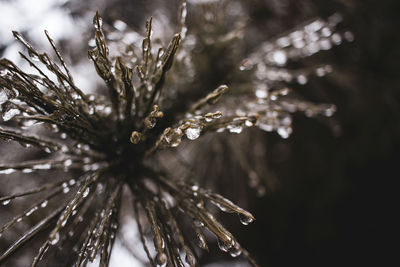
<box><xmin>319</xmin><ymin>39</ymin><xmax>332</xmax><ymax>50</ymax></box>
<box><xmin>213</xmin><ymin>112</ymin><xmax>222</xmax><ymax>119</ymax></box>
<box><xmin>255</xmin><ymin>88</ymin><xmax>268</xmax><ymax>99</ymax></box>
<box><xmin>297</xmin><ymin>75</ymin><xmax>308</xmax><ymax>85</ymax></box>
<box><xmin>185</xmin><ymin>253</ymin><xmax>195</xmax><ymax>265</ymax></box>
<box><xmin>26</xmin><ymin>207</ymin><xmax>37</xmax><ymax>216</ymax></box>
<box><xmin>41</xmin><ymin>200</ymin><xmax>48</xmax><ymax>208</ymax></box>
<box><xmin>2</xmin><ymin>199</ymin><xmax>10</xmax><ymax>205</ymax></box>
<box><xmin>60</xmin><ymin>133</ymin><xmax>67</xmax><ymax>139</ymax></box>
<box><xmin>154</xmin><ymin>236</ymin><xmax>165</xmax><ymax>250</ymax></box>
<box><xmin>323</xmin><ymin>105</ymin><xmax>336</xmax><ymax>117</ymax></box>
<box><xmin>22</xmin><ymin>168</ymin><xmax>33</xmax><ymax>173</ymax></box>
<box><xmin>229</xmin><ymin>250</ymin><xmax>242</xmax><ymax>258</ymax></box>
<box><xmin>185</xmin><ymin>125</ymin><xmax>201</xmax><ymax>140</ymax></box>
<box><xmin>82</xmin><ymin>188</ymin><xmax>90</xmax><ymax>198</ymax></box>
<box><xmin>191</xmin><ymin>185</ymin><xmax>199</xmax><ymax>191</ymax></box>
<box><xmin>181</xmin><ymin>4</ymin><xmax>187</xmax><ymax>19</ymax></box>
<box><xmin>331</xmin><ymin>33</ymin><xmax>342</xmax><ymax>45</ymax></box>
<box><xmin>28</xmin><ymin>50</ymin><xmax>40</xmax><ymax>62</ymax></box>
<box><xmin>2</xmin><ymin>108</ymin><xmax>20</xmax><ymax>121</ymax></box>
<box><xmin>315</xmin><ymin>67</ymin><xmax>326</xmax><ymax>77</ymax></box>
<box><xmin>88</xmin><ymin>105</ymin><xmax>95</xmax><ymax>115</ymax></box>
<box><xmin>63</xmin><ymin>187</ymin><xmax>70</xmax><ymax>194</ymax></box>
<box><xmin>83</xmin><ymin>164</ymin><xmax>91</xmax><ymax>172</ymax></box>
<box><xmin>215</xmin><ymin>202</ymin><xmax>233</xmax><ymax>213</ymax></box>
<box><xmin>239</xmin><ymin>59</ymin><xmax>253</xmax><ymax>71</ymax></box>
<box><xmin>306</xmin><ymin>42</ymin><xmax>320</xmax><ymax>55</ymax></box>
<box><xmin>344</xmin><ymin>31</ymin><xmax>354</xmax><ymax>42</ymax></box>
<box><xmin>197</xmin><ymin>234</ymin><xmax>207</xmax><ymax>249</ymax></box>
<box><xmin>271</xmin><ymin>50</ymin><xmax>287</xmax><ymax>65</ymax></box>
<box><xmin>130</xmin><ymin>131</ymin><xmax>142</xmax><ymax>144</ymax></box>
<box><xmin>49</xmin><ymin>232</ymin><xmax>59</xmax><ymax>245</ymax></box>
<box><xmin>145</xmin><ymin>117</ymin><xmax>156</xmax><ymax>129</ymax></box>
<box><xmin>245</xmin><ymin>119</ymin><xmax>254</xmax><ymax>127</ymax></box>
<box><xmin>217</xmin><ymin>239</ymin><xmax>233</xmax><ymax>252</ymax></box>
<box><xmin>103</xmin><ymin>106</ymin><xmax>112</xmax><ymax>115</ymax></box>
<box><xmin>293</xmin><ymin>38</ymin><xmax>305</xmax><ymax>48</ymax></box>
<box><xmin>239</xmin><ymin>214</ymin><xmax>254</xmax><ymax>225</ymax></box>
<box><xmin>281</xmin><ymin>115</ymin><xmax>292</xmax><ymax>126</ymax></box>
<box><xmin>229</xmin><ymin>243</ymin><xmax>242</xmax><ymax>257</ymax></box>
<box><xmin>19</xmin><ymin>142</ymin><xmax>32</xmax><ymax>149</ymax></box>
<box><xmin>277</xmin><ymin>126</ymin><xmax>292</xmax><ymax>139</ymax></box>
<box><xmin>276</xmin><ymin>36</ymin><xmax>290</xmax><ymax>47</ymax></box>
<box><xmin>0</xmin><ymin>90</ymin><xmax>8</xmax><ymax>105</ymax></box>
<box><xmin>88</xmin><ymin>38</ymin><xmax>96</xmax><ymax>47</ymax></box>
<box><xmin>63</xmin><ymin>159</ymin><xmax>73</xmax><ymax>167</ymax></box>
<box><xmin>0</xmin><ymin>168</ymin><xmax>16</xmax><ymax>175</ymax></box>
<box><xmin>69</xmin><ymin>179</ymin><xmax>76</xmax><ymax>186</ymax></box>
<box><xmin>193</xmin><ymin>219</ymin><xmax>204</xmax><ymax>227</ymax></box>
<box><xmin>256</xmin><ymin>186</ymin><xmax>266</xmax><ymax>197</ymax></box>
<box><xmin>143</xmin><ymin>38</ymin><xmax>150</xmax><ymax>52</ymax></box>
<box><xmin>16</xmin><ymin>217</ymin><xmax>22</xmax><ymax>222</ymax></box>
<box><xmin>181</xmin><ymin>26</ymin><xmax>188</xmax><ymax>39</ymax></box>
<box><xmin>227</xmin><ymin>124</ymin><xmax>243</xmax><ymax>134</ymax></box>
<box><xmin>155</xmin><ymin>252</ymin><xmax>167</xmax><ymax>266</ymax></box>
<box><xmin>320</xmin><ymin>27</ymin><xmax>331</xmax><ymax>37</ymax></box>
<box><xmin>33</xmin><ymin>163</ymin><xmax>51</xmax><ymax>170</ymax></box>
<box><xmin>113</xmin><ymin>20</ymin><xmax>127</xmax><ymax>31</ymax></box>
<box><xmin>0</xmin><ymin>68</ymin><xmax>7</xmax><ymax>75</ymax></box>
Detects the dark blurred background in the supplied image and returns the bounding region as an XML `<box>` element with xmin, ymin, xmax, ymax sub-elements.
<box><xmin>1</xmin><ymin>0</ymin><xmax>399</xmax><ymax>266</ymax></box>
<box><xmin>239</xmin><ymin>1</ymin><xmax>400</xmax><ymax>266</ymax></box>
